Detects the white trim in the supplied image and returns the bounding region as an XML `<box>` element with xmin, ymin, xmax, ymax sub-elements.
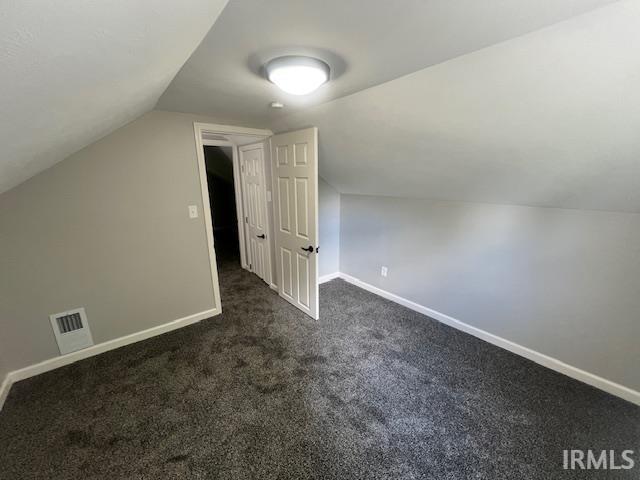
<box><xmin>319</xmin><ymin>272</ymin><xmax>340</xmax><ymax>284</ymax></box>
<box><xmin>193</xmin><ymin>122</ymin><xmax>272</xmax><ymax>138</ymax></box>
<box><xmin>270</xmin><ymin>283</ymin><xmax>278</xmax><ymax>292</ymax></box>
<box><xmin>3</xmin><ymin>274</ymin><xmax>636</xmax><ymax>409</ymax></box>
<box><xmin>0</xmin><ymin>308</ymin><xmax>217</xmax><ymax>411</ymax></box>
<box><xmin>232</xmin><ymin>144</ymin><xmax>250</xmax><ymax>269</ymax></box>
<box><xmin>202</xmin><ymin>139</ymin><xmax>233</xmax><ymax>147</ymax></box>
<box><xmin>0</xmin><ymin>373</ymin><xmax>11</xmax><ymax>412</ymax></box>
<box><xmin>261</xmin><ymin>144</ymin><xmax>274</xmax><ymax>286</ymax></box>
<box><xmin>337</xmin><ymin>272</ymin><xmax>640</xmax><ymax>406</ymax></box>
<box><xmin>193</xmin><ymin>125</ymin><xmax>224</xmax><ymax>314</ymax></box>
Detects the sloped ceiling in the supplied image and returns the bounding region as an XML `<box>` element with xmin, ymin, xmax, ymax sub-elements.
<box><xmin>271</xmin><ymin>0</ymin><xmax>640</xmax><ymax>212</ymax></box>
<box><xmin>158</xmin><ymin>0</ymin><xmax>640</xmax><ymax>213</ymax></box>
<box><xmin>0</xmin><ymin>0</ymin><xmax>228</xmax><ymax>194</ymax></box>
<box><xmin>4</xmin><ymin>0</ymin><xmax>637</xmax><ymax>213</ymax></box>
<box><xmin>158</xmin><ymin>0</ymin><xmax>616</xmax><ymax>126</ymax></box>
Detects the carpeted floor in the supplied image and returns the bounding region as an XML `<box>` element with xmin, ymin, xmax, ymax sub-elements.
<box><xmin>1</xmin><ymin>255</ymin><xmax>638</xmax><ymax>479</ymax></box>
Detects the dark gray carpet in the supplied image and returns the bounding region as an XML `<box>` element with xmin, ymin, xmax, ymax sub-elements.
<box><xmin>1</xmin><ymin>256</ymin><xmax>638</xmax><ymax>479</ymax></box>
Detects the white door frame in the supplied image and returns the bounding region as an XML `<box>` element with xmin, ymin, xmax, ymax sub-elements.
<box><xmin>193</xmin><ymin>122</ymin><xmax>273</xmax><ymax>311</ymax></box>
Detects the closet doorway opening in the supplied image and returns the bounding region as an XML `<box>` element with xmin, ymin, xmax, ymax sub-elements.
<box><xmin>194</xmin><ymin>123</ymin><xmax>274</xmax><ymax>311</ymax></box>
<box><xmin>194</xmin><ymin>123</ymin><xmax>320</xmax><ymax>319</ymax></box>
<box><xmin>203</xmin><ymin>145</ymin><xmax>239</xmax><ymax>268</ymax></box>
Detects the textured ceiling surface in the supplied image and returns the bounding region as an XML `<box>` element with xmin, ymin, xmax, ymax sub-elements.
<box><xmin>3</xmin><ymin>0</ymin><xmax>637</xmax><ymax>213</ymax></box>
<box><xmin>271</xmin><ymin>0</ymin><xmax>640</xmax><ymax>212</ymax></box>
<box><xmin>0</xmin><ymin>0</ymin><xmax>228</xmax><ymax>194</ymax></box>
<box><xmin>158</xmin><ymin>0</ymin><xmax>616</xmax><ymax>126</ymax></box>
<box><xmin>273</xmin><ymin>0</ymin><xmax>640</xmax><ymax>212</ymax></box>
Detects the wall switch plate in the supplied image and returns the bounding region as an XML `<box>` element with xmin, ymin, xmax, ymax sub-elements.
<box><xmin>381</xmin><ymin>266</ymin><xmax>388</xmax><ymax>277</ymax></box>
<box><xmin>188</xmin><ymin>205</ymin><xmax>198</xmax><ymax>219</ymax></box>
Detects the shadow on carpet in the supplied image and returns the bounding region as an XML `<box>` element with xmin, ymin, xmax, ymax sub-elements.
<box><xmin>1</xmin><ymin>260</ymin><xmax>638</xmax><ymax>479</ymax></box>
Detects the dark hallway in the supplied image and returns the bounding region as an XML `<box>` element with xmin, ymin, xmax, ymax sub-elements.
<box><xmin>204</xmin><ymin>145</ymin><xmax>240</xmax><ymax>265</ymax></box>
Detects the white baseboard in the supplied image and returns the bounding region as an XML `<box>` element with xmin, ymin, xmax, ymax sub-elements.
<box><xmin>0</xmin><ymin>373</ymin><xmax>11</xmax><ymax>413</ymax></box>
<box><xmin>319</xmin><ymin>272</ymin><xmax>340</xmax><ymax>284</ymax></box>
<box><xmin>0</xmin><ymin>308</ymin><xmax>219</xmax><ymax>411</ymax></box>
<box><xmin>338</xmin><ymin>272</ymin><xmax>640</xmax><ymax>406</ymax></box>
<box><xmin>270</xmin><ymin>283</ymin><xmax>278</xmax><ymax>292</ymax></box>
<box><xmin>3</xmin><ymin>277</ymin><xmax>638</xmax><ymax>408</ymax></box>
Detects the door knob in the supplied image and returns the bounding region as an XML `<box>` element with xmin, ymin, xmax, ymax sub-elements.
<box><xmin>257</xmin><ymin>234</ymin><xmax>265</xmax><ymax>239</ymax></box>
<box><xmin>301</xmin><ymin>245</ymin><xmax>313</xmax><ymax>252</ymax></box>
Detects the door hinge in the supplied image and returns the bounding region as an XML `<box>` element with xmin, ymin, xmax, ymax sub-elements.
<box><xmin>316</xmin><ymin>246</ymin><xmax>320</xmax><ymax>253</ymax></box>
<box><xmin>245</xmin><ymin>216</ymin><xmax>248</xmax><ymax>223</ymax></box>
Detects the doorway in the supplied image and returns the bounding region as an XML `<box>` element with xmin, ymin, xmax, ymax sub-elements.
<box><xmin>194</xmin><ymin>123</ymin><xmax>273</xmax><ymax>315</ymax></box>
<box><xmin>203</xmin><ymin>145</ymin><xmax>239</xmax><ymax>268</ymax></box>
<box><xmin>194</xmin><ymin>123</ymin><xmax>320</xmax><ymax>319</ymax></box>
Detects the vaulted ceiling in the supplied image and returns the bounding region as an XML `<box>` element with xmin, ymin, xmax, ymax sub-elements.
<box><xmin>3</xmin><ymin>0</ymin><xmax>638</xmax><ymax>213</ymax></box>
<box><xmin>157</xmin><ymin>0</ymin><xmax>617</xmax><ymax>125</ymax></box>
<box><xmin>0</xmin><ymin>0</ymin><xmax>228</xmax><ymax>194</ymax></box>
<box><xmin>272</xmin><ymin>0</ymin><xmax>640</xmax><ymax>212</ymax></box>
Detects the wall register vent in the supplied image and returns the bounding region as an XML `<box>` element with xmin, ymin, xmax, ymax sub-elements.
<box><xmin>49</xmin><ymin>307</ymin><xmax>94</xmax><ymax>355</ymax></box>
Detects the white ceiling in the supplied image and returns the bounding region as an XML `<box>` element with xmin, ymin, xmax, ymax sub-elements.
<box><xmin>3</xmin><ymin>0</ymin><xmax>637</xmax><ymax>213</ymax></box>
<box><xmin>272</xmin><ymin>0</ymin><xmax>640</xmax><ymax>212</ymax></box>
<box><xmin>0</xmin><ymin>0</ymin><xmax>228</xmax><ymax>194</ymax></box>
<box><xmin>158</xmin><ymin>0</ymin><xmax>616</xmax><ymax>125</ymax></box>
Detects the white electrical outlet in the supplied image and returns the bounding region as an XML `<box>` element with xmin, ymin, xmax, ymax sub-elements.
<box><xmin>381</xmin><ymin>266</ymin><xmax>388</xmax><ymax>277</ymax></box>
<box><xmin>188</xmin><ymin>205</ymin><xmax>198</xmax><ymax>219</ymax></box>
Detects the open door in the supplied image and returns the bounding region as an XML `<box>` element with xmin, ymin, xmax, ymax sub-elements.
<box><xmin>271</xmin><ymin>128</ymin><xmax>319</xmax><ymax>319</ymax></box>
<box><xmin>239</xmin><ymin>142</ymin><xmax>271</xmax><ymax>284</ymax></box>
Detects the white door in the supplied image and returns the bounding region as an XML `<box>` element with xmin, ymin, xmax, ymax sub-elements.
<box><xmin>271</xmin><ymin>127</ymin><xmax>319</xmax><ymax>319</ymax></box>
<box><xmin>239</xmin><ymin>143</ymin><xmax>271</xmax><ymax>284</ymax></box>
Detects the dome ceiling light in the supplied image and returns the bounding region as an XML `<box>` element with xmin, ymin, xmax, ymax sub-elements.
<box><xmin>265</xmin><ymin>56</ymin><xmax>330</xmax><ymax>96</ymax></box>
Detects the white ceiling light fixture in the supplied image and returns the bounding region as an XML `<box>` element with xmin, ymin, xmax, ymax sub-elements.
<box><xmin>265</xmin><ymin>56</ymin><xmax>330</xmax><ymax>96</ymax></box>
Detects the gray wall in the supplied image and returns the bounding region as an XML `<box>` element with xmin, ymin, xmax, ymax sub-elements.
<box><xmin>340</xmin><ymin>194</ymin><xmax>640</xmax><ymax>391</ymax></box>
<box><xmin>319</xmin><ymin>178</ymin><xmax>340</xmax><ymax>277</ymax></box>
<box><xmin>0</xmin><ymin>110</ymin><xmax>224</xmax><ymax>373</ymax></box>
